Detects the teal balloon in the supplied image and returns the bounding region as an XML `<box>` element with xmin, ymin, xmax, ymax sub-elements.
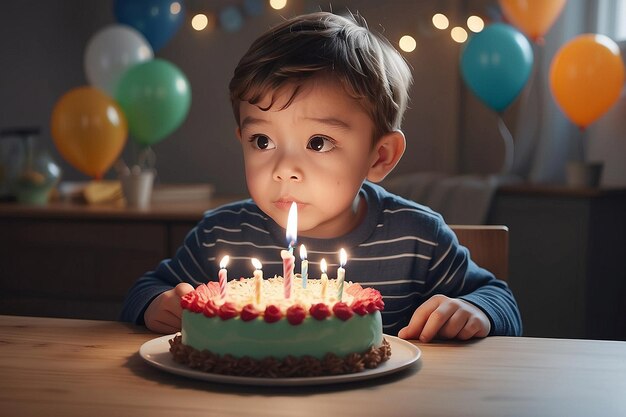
<box><xmin>460</xmin><ymin>23</ymin><xmax>533</xmax><ymax>112</ymax></box>
<box><xmin>115</xmin><ymin>59</ymin><xmax>191</xmax><ymax>146</ymax></box>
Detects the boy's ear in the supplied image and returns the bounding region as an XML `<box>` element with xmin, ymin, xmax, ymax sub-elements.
<box><xmin>366</xmin><ymin>130</ymin><xmax>406</xmax><ymax>183</ymax></box>
<box><xmin>235</xmin><ymin>127</ymin><xmax>242</xmax><ymax>142</ymax></box>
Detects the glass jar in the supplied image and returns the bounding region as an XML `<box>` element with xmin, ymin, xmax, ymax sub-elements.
<box><xmin>0</xmin><ymin>127</ymin><xmax>62</xmax><ymax>204</ymax></box>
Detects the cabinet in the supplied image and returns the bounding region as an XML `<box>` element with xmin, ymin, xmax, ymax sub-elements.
<box><xmin>0</xmin><ymin>198</ymin><xmax>236</xmax><ymax>320</ymax></box>
<box><xmin>489</xmin><ymin>185</ymin><xmax>626</xmax><ymax>340</ymax></box>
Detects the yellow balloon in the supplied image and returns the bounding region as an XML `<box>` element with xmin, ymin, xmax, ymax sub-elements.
<box><xmin>549</xmin><ymin>34</ymin><xmax>625</xmax><ymax>129</ymax></box>
<box><xmin>51</xmin><ymin>86</ymin><xmax>127</xmax><ymax>179</ymax></box>
<box><xmin>499</xmin><ymin>0</ymin><xmax>567</xmax><ymax>43</ymax></box>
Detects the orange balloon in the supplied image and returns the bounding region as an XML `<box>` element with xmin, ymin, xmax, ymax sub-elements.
<box><xmin>51</xmin><ymin>86</ymin><xmax>127</xmax><ymax>179</ymax></box>
<box><xmin>549</xmin><ymin>34</ymin><xmax>625</xmax><ymax>129</ymax></box>
<box><xmin>499</xmin><ymin>0</ymin><xmax>567</xmax><ymax>43</ymax></box>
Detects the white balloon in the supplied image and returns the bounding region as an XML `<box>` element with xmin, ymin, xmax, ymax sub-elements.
<box><xmin>84</xmin><ymin>24</ymin><xmax>153</xmax><ymax>96</ymax></box>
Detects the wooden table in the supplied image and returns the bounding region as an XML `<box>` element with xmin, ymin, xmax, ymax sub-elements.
<box><xmin>2</xmin><ymin>315</ymin><xmax>625</xmax><ymax>417</ymax></box>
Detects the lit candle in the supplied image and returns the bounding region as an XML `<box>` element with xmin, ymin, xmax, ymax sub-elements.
<box><xmin>282</xmin><ymin>202</ymin><xmax>297</xmax><ymax>299</ymax></box>
<box><xmin>218</xmin><ymin>255</ymin><xmax>229</xmax><ymax>301</ymax></box>
<box><xmin>337</xmin><ymin>248</ymin><xmax>347</xmax><ymax>301</ymax></box>
<box><xmin>300</xmin><ymin>244</ymin><xmax>308</xmax><ymax>289</ymax></box>
<box><xmin>251</xmin><ymin>258</ymin><xmax>263</xmax><ymax>305</ymax></box>
<box><xmin>320</xmin><ymin>258</ymin><xmax>328</xmax><ymax>301</ymax></box>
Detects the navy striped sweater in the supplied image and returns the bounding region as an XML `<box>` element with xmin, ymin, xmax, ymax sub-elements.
<box><xmin>121</xmin><ymin>182</ymin><xmax>522</xmax><ymax>336</ymax></box>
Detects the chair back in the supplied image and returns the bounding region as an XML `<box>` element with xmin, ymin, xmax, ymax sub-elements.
<box><xmin>450</xmin><ymin>225</ymin><xmax>509</xmax><ymax>280</ymax></box>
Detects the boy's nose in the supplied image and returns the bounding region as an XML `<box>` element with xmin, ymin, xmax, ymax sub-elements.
<box><xmin>272</xmin><ymin>155</ymin><xmax>303</xmax><ymax>182</ymax></box>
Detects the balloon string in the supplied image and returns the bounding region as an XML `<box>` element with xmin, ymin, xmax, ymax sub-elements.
<box><xmin>530</xmin><ymin>44</ymin><xmax>544</xmax><ymax>173</ymax></box>
<box><xmin>138</xmin><ymin>146</ymin><xmax>157</xmax><ymax>171</ymax></box>
<box><xmin>497</xmin><ymin>116</ymin><xmax>514</xmax><ymax>176</ymax></box>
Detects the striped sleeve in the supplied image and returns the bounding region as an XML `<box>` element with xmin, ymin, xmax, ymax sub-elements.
<box><xmin>427</xmin><ymin>222</ymin><xmax>522</xmax><ymax>336</ymax></box>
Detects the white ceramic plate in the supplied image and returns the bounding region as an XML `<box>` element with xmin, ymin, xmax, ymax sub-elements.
<box><xmin>139</xmin><ymin>334</ymin><xmax>421</xmax><ymax>386</ymax></box>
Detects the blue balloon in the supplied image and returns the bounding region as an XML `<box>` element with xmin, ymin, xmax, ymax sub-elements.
<box><xmin>114</xmin><ymin>0</ymin><xmax>185</xmax><ymax>52</ymax></box>
<box><xmin>460</xmin><ymin>23</ymin><xmax>534</xmax><ymax>112</ymax></box>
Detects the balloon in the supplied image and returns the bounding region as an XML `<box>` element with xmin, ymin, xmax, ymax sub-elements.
<box><xmin>50</xmin><ymin>87</ymin><xmax>128</xmax><ymax>179</ymax></box>
<box><xmin>549</xmin><ymin>34</ymin><xmax>625</xmax><ymax>129</ymax></box>
<box><xmin>84</xmin><ymin>24</ymin><xmax>153</xmax><ymax>96</ymax></box>
<box><xmin>113</xmin><ymin>0</ymin><xmax>185</xmax><ymax>52</ymax></box>
<box><xmin>499</xmin><ymin>0</ymin><xmax>567</xmax><ymax>43</ymax></box>
<box><xmin>115</xmin><ymin>59</ymin><xmax>191</xmax><ymax>146</ymax></box>
<box><xmin>460</xmin><ymin>23</ymin><xmax>534</xmax><ymax>112</ymax></box>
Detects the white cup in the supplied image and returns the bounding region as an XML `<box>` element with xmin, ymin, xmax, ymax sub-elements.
<box><xmin>120</xmin><ymin>169</ymin><xmax>155</xmax><ymax>209</ymax></box>
<box><xmin>565</xmin><ymin>162</ymin><xmax>603</xmax><ymax>188</ymax></box>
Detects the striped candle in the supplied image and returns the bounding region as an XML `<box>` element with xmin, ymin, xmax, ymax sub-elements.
<box><xmin>300</xmin><ymin>244</ymin><xmax>308</xmax><ymax>289</ymax></box>
<box><xmin>337</xmin><ymin>248</ymin><xmax>347</xmax><ymax>301</ymax></box>
<box><xmin>281</xmin><ymin>249</ymin><xmax>294</xmax><ymax>299</ymax></box>
<box><xmin>218</xmin><ymin>255</ymin><xmax>229</xmax><ymax>300</ymax></box>
<box><xmin>283</xmin><ymin>202</ymin><xmax>298</xmax><ymax>299</ymax></box>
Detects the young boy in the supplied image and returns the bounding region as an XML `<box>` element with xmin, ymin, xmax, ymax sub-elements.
<box><xmin>121</xmin><ymin>11</ymin><xmax>522</xmax><ymax>342</ymax></box>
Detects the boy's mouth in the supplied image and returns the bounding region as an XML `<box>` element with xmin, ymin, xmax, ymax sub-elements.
<box><xmin>273</xmin><ymin>198</ymin><xmax>305</xmax><ymax>211</ymax></box>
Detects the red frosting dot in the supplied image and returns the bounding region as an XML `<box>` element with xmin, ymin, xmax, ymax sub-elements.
<box><xmin>240</xmin><ymin>304</ymin><xmax>260</xmax><ymax>321</ymax></box>
<box><xmin>217</xmin><ymin>302</ymin><xmax>239</xmax><ymax>320</ymax></box>
<box><xmin>309</xmin><ymin>303</ymin><xmax>331</xmax><ymax>320</ymax></box>
<box><xmin>203</xmin><ymin>299</ymin><xmax>218</xmax><ymax>317</ymax></box>
<box><xmin>180</xmin><ymin>292</ymin><xmax>194</xmax><ymax>309</ymax></box>
<box><xmin>286</xmin><ymin>305</ymin><xmax>307</xmax><ymax>325</ymax></box>
<box><xmin>333</xmin><ymin>302</ymin><xmax>354</xmax><ymax>321</ymax></box>
<box><xmin>263</xmin><ymin>304</ymin><xmax>283</xmax><ymax>323</ymax></box>
<box><xmin>351</xmin><ymin>300</ymin><xmax>368</xmax><ymax>316</ymax></box>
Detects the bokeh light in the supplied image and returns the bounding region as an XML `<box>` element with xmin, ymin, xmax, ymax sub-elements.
<box><xmin>191</xmin><ymin>14</ymin><xmax>208</xmax><ymax>31</ymax></box>
<box><xmin>432</xmin><ymin>13</ymin><xmax>449</xmax><ymax>30</ymax></box>
<box><xmin>467</xmin><ymin>15</ymin><xmax>485</xmax><ymax>33</ymax></box>
<box><xmin>398</xmin><ymin>35</ymin><xmax>417</xmax><ymax>52</ymax></box>
<box><xmin>269</xmin><ymin>0</ymin><xmax>287</xmax><ymax>10</ymax></box>
<box><xmin>451</xmin><ymin>26</ymin><xmax>468</xmax><ymax>43</ymax></box>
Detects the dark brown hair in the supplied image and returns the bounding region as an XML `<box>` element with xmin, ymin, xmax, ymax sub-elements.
<box><xmin>229</xmin><ymin>11</ymin><xmax>413</xmax><ymax>139</ymax></box>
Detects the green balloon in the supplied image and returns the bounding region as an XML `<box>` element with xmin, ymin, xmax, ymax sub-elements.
<box><xmin>115</xmin><ymin>58</ymin><xmax>191</xmax><ymax>146</ymax></box>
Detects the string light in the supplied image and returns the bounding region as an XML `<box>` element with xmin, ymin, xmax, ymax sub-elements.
<box><xmin>451</xmin><ymin>26</ymin><xmax>468</xmax><ymax>43</ymax></box>
<box><xmin>191</xmin><ymin>14</ymin><xmax>209</xmax><ymax>31</ymax></box>
<box><xmin>398</xmin><ymin>35</ymin><xmax>417</xmax><ymax>52</ymax></box>
<box><xmin>186</xmin><ymin>3</ymin><xmax>481</xmax><ymax>46</ymax></box>
<box><xmin>432</xmin><ymin>13</ymin><xmax>449</xmax><ymax>30</ymax></box>
<box><xmin>467</xmin><ymin>15</ymin><xmax>485</xmax><ymax>33</ymax></box>
<box><xmin>269</xmin><ymin>0</ymin><xmax>287</xmax><ymax>10</ymax></box>
<box><xmin>170</xmin><ymin>2</ymin><xmax>182</xmax><ymax>15</ymax></box>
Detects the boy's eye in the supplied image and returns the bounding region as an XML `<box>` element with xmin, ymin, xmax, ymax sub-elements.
<box><xmin>250</xmin><ymin>135</ymin><xmax>275</xmax><ymax>150</ymax></box>
<box><xmin>307</xmin><ymin>136</ymin><xmax>335</xmax><ymax>152</ymax></box>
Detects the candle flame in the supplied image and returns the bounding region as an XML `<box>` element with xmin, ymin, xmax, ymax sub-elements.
<box><xmin>320</xmin><ymin>258</ymin><xmax>327</xmax><ymax>273</ymax></box>
<box><xmin>339</xmin><ymin>248</ymin><xmax>347</xmax><ymax>267</ymax></box>
<box><xmin>251</xmin><ymin>258</ymin><xmax>262</xmax><ymax>270</ymax></box>
<box><xmin>300</xmin><ymin>244</ymin><xmax>307</xmax><ymax>260</ymax></box>
<box><xmin>286</xmin><ymin>202</ymin><xmax>298</xmax><ymax>247</ymax></box>
<box><xmin>220</xmin><ymin>255</ymin><xmax>230</xmax><ymax>269</ymax></box>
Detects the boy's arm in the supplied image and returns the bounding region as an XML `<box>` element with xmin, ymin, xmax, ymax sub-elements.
<box><xmin>457</xmin><ymin>262</ymin><xmax>523</xmax><ymax>337</ymax></box>
<box><xmin>120</xmin><ymin>224</ymin><xmax>210</xmax><ymax>325</ymax></box>
<box><xmin>417</xmin><ymin>222</ymin><xmax>522</xmax><ymax>338</ymax></box>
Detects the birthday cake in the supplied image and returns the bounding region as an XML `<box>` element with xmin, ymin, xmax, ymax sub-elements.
<box><xmin>169</xmin><ymin>275</ymin><xmax>390</xmax><ymax>377</ymax></box>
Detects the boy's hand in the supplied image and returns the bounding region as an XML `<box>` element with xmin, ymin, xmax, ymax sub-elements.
<box><xmin>398</xmin><ymin>294</ymin><xmax>490</xmax><ymax>342</ymax></box>
<box><xmin>144</xmin><ymin>283</ymin><xmax>194</xmax><ymax>334</ymax></box>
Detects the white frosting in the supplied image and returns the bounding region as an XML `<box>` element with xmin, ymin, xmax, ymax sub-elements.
<box><xmin>221</xmin><ymin>275</ymin><xmax>356</xmax><ymax>311</ymax></box>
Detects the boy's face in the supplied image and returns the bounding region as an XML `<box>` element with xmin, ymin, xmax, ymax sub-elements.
<box><xmin>236</xmin><ymin>77</ymin><xmax>380</xmax><ymax>239</ymax></box>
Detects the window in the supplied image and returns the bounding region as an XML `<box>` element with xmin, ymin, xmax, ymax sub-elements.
<box><xmin>597</xmin><ymin>0</ymin><xmax>626</xmax><ymax>40</ymax></box>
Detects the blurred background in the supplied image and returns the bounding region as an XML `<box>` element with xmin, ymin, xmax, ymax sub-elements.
<box><xmin>1</xmin><ymin>0</ymin><xmax>624</xmax><ymax>195</ymax></box>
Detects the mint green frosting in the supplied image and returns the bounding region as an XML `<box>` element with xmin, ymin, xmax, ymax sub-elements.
<box><xmin>182</xmin><ymin>310</ymin><xmax>383</xmax><ymax>360</ymax></box>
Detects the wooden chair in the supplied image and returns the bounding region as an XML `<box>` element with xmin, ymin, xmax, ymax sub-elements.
<box><xmin>449</xmin><ymin>225</ymin><xmax>509</xmax><ymax>281</ymax></box>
